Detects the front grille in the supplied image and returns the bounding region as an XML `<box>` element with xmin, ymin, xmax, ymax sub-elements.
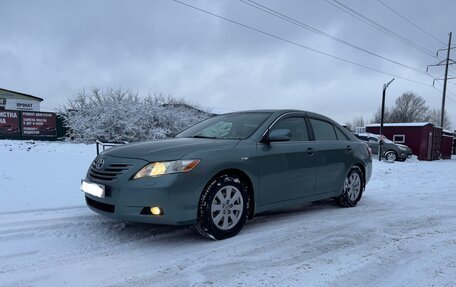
<box><xmin>86</xmin><ymin>196</ymin><xmax>115</xmax><ymax>213</ymax></box>
<box><xmin>89</xmin><ymin>162</ymin><xmax>132</xmax><ymax>182</ymax></box>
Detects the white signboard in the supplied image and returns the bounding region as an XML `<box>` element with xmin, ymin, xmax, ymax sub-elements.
<box><xmin>5</xmin><ymin>99</ymin><xmax>40</xmax><ymax>111</ymax></box>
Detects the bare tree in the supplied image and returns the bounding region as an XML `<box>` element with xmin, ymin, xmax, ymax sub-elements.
<box><xmin>425</xmin><ymin>108</ymin><xmax>451</xmax><ymax>130</ymax></box>
<box><xmin>372</xmin><ymin>106</ymin><xmax>393</xmax><ymax>123</ymax></box>
<box><xmin>370</xmin><ymin>91</ymin><xmax>452</xmax><ymax>129</ymax></box>
<box><xmin>372</xmin><ymin>92</ymin><xmax>429</xmax><ymax>123</ymax></box>
<box><xmin>352</xmin><ymin>116</ymin><xmax>365</xmax><ymax>129</ymax></box>
<box><xmin>390</xmin><ymin>92</ymin><xmax>429</xmax><ymax>122</ymax></box>
<box><xmin>345</xmin><ymin>116</ymin><xmax>366</xmax><ymax>132</ymax></box>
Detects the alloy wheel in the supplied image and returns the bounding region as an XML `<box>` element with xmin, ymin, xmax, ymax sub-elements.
<box><xmin>211</xmin><ymin>185</ymin><xmax>244</xmax><ymax>230</ymax></box>
<box><xmin>344</xmin><ymin>172</ymin><xmax>361</xmax><ymax>201</ymax></box>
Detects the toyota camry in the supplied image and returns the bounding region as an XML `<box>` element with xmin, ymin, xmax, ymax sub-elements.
<box><xmin>81</xmin><ymin>110</ymin><xmax>372</xmax><ymax>240</ymax></box>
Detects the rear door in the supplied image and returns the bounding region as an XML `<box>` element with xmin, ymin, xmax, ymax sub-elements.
<box><xmin>308</xmin><ymin>117</ymin><xmax>353</xmax><ymax>195</ymax></box>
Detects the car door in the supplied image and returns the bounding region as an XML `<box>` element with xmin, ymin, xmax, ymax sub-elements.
<box><xmin>368</xmin><ymin>137</ymin><xmax>379</xmax><ymax>155</ymax></box>
<box><xmin>308</xmin><ymin>118</ymin><xmax>353</xmax><ymax>195</ymax></box>
<box><xmin>257</xmin><ymin>115</ymin><xmax>319</xmax><ymax>205</ymax></box>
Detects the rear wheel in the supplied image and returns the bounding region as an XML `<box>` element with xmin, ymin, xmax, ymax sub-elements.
<box><xmin>336</xmin><ymin>167</ymin><xmax>363</xmax><ymax>207</ymax></box>
<box><xmin>195</xmin><ymin>174</ymin><xmax>249</xmax><ymax>240</ymax></box>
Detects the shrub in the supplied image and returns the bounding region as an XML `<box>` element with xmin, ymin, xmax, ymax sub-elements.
<box><xmin>60</xmin><ymin>88</ymin><xmax>212</xmax><ymax>143</ymax></box>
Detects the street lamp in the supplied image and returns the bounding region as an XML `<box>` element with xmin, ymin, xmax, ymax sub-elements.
<box><xmin>379</xmin><ymin>78</ymin><xmax>395</xmax><ymax>161</ymax></box>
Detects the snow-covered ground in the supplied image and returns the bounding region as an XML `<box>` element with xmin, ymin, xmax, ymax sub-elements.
<box><xmin>1</xmin><ymin>140</ymin><xmax>455</xmax><ymax>287</ymax></box>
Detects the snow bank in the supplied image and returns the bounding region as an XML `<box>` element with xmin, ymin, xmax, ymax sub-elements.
<box><xmin>1</xmin><ymin>140</ymin><xmax>455</xmax><ymax>287</ymax></box>
<box><xmin>0</xmin><ymin>140</ymin><xmax>95</xmax><ymax>212</ymax></box>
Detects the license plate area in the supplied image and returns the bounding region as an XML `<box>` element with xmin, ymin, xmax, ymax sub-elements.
<box><xmin>81</xmin><ymin>180</ymin><xmax>105</xmax><ymax>198</ymax></box>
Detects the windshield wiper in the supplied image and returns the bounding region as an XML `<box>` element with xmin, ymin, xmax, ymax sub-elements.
<box><xmin>192</xmin><ymin>135</ymin><xmax>218</xmax><ymax>139</ymax></box>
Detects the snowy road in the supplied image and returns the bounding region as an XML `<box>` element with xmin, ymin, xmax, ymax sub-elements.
<box><xmin>1</xmin><ymin>141</ymin><xmax>456</xmax><ymax>286</ymax></box>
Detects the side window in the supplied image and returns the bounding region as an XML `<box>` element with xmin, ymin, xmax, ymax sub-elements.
<box><xmin>335</xmin><ymin>127</ymin><xmax>349</xmax><ymax>140</ymax></box>
<box><xmin>359</xmin><ymin>136</ymin><xmax>368</xmax><ymax>141</ymax></box>
<box><xmin>270</xmin><ymin>117</ymin><xmax>309</xmax><ymax>141</ymax></box>
<box><xmin>369</xmin><ymin>137</ymin><xmax>379</xmax><ymax>143</ymax></box>
<box><xmin>309</xmin><ymin>118</ymin><xmax>337</xmax><ymax>141</ymax></box>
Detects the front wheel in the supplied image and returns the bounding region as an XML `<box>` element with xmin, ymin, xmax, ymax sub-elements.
<box><xmin>384</xmin><ymin>150</ymin><xmax>397</xmax><ymax>161</ymax></box>
<box><xmin>194</xmin><ymin>174</ymin><xmax>249</xmax><ymax>240</ymax></box>
<box><xmin>336</xmin><ymin>167</ymin><xmax>364</xmax><ymax>207</ymax></box>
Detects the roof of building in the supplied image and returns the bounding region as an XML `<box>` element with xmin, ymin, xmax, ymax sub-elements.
<box><xmin>0</xmin><ymin>88</ymin><xmax>44</xmax><ymax>102</ymax></box>
<box><xmin>366</xmin><ymin>122</ymin><xmax>433</xmax><ymax>128</ymax></box>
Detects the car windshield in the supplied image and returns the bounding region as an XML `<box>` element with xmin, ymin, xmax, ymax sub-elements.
<box><xmin>177</xmin><ymin>112</ymin><xmax>272</xmax><ymax>140</ymax></box>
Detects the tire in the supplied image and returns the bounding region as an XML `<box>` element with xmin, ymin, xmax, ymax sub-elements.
<box><xmin>384</xmin><ymin>150</ymin><xmax>397</xmax><ymax>161</ymax></box>
<box><xmin>194</xmin><ymin>174</ymin><xmax>249</xmax><ymax>240</ymax></box>
<box><xmin>336</xmin><ymin>167</ymin><xmax>363</xmax><ymax>208</ymax></box>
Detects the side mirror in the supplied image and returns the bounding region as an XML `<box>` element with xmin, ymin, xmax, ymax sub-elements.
<box><xmin>266</xmin><ymin>129</ymin><xmax>291</xmax><ymax>143</ymax></box>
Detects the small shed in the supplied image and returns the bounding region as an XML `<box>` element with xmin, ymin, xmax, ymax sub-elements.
<box><xmin>365</xmin><ymin>122</ymin><xmax>442</xmax><ymax>161</ymax></box>
<box><xmin>0</xmin><ymin>88</ymin><xmax>43</xmax><ymax>111</ymax></box>
<box><xmin>441</xmin><ymin>130</ymin><xmax>455</xmax><ymax>159</ymax></box>
<box><xmin>453</xmin><ymin>131</ymin><xmax>456</xmax><ymax>155</ymax></box>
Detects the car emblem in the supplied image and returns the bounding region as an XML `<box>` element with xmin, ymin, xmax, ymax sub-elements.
<box><xmin>95</xmin><ymin>157</ymin><xmax>105</xmax><ymax>169</ymax></box>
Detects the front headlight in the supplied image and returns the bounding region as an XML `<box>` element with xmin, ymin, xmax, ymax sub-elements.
<box><xmin>133</xmin><ymin>159</ymin><xmax>200</xmax><ymax>179</ymax></box>
<box><xmin>398</xmin><ymin>146</ymin><xmax>407</xmax><ymax>151</ymax></box>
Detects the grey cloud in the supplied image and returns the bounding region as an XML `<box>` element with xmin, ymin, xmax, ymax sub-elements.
<box><xmin>1</xmin><ymin>0</ymin><xmax>455</xmax><ymax>127</ymax></box>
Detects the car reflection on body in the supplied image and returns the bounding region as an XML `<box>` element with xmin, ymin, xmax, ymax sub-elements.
<box><xmin>81</xmin><ymin>110</ymin><xmax>372</xmax><ymax>240</ymax></box>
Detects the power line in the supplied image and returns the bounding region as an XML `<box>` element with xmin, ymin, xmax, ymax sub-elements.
<box><xmin>326</xmin><ymin>0</ymin><xmax>437</xmax><ymax>58</ymax></box>
<box><xmin>434</xmin><ymin>79</ymin><xmax>456</xmax><ymax>103</ymax></box>
<box><xmin>240</xmin><ymin>0</ymin><xmax>431</xmax><ymax>77</ymax></box>
<box><xmin>434</xmin><ymin>85</ymin><xmax>456</xmax><ymax>104</ymax></box>
<box><xmin>173</xmin><ymin>0</ymin><xmax>432</xmax><ymax>86</ymax></box>
<box><xmin>375</xmin><ymin>0</ymin><xmax>445</xmax><ymax>45</ymax></box>
<box><xmin>407</xmin><ymin>0</ymin><xmax>448</xmax><ymax>35</ymax></box>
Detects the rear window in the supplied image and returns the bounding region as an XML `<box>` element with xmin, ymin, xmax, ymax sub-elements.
<box><xmin>309</xmin><ymin>118</ymin><xmax>338</xmax><ymax>141</ymax></box>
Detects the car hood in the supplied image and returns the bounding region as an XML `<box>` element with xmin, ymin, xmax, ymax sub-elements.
<box><xmin>102</xmin><ymin>137</ymin><xmax>240</xmax><ymax>162</ymax></box>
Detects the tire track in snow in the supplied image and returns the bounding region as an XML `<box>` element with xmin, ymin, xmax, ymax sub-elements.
<box><xmin>0</xmin><ymin>207</ymin><xmax>194</xmax><ymax>283</ymax></box>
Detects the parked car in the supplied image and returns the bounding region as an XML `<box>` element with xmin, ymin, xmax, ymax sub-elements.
<box><xmin>354</xmin><ymin>132</ymin><xmax>412</xmax><ymax>161</ymax></box>
<box><xmin>81</xmin><ymin>110</ymin><xmax>372</xmax><ymax>240</ymax></box>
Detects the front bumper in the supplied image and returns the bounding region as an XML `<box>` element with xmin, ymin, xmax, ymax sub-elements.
<box><xmin>397</xmin><ymin>151</ymin><xmax>408</xmax><ymax>160</ymax></box>
<box><xmin>83</xmin><ymin>155</ymin><xmax>206</xmax><ymax>225</ymax></box>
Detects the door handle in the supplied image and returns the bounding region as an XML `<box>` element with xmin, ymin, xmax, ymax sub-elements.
<box><xmin>346</xmin><ymin>145</ymin><xmax>352</xmax><ymax>152</ymax></box>
<box><xmin>306</xmin><ymin>148</ymin><xmax>314</xmax><ymax>156</ymax></box>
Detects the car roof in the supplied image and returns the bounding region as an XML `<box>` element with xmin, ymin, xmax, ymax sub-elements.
<box><xmin>355</xmin><ymin>132</ymin><xmax>380</xmax><ymax>138</ymax></box>
<box><xmin>222</xmin><ymin>109</ymin><xmax>305</xmax><ymax>114</ymax></box>
<box><xmin>222</xmin><ymin>109</ymin><xmax>338</xmax><ymax>122</ymax></box>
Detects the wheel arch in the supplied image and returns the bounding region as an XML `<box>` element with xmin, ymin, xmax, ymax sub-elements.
<box><xmin>204</xmin><ymin>168</ymin><xmax>256</xmax><ymax>220</ymax></box>
<box><xmin>353</xmin><ymin>163</ymin><xmax>366</xmax><ymax>190</ymax></box>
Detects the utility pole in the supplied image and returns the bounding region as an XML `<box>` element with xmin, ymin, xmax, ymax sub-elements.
<box><xmin>379</xmin><ymin>78</ymin><xmax>395</xmax><ymax>161</ymax></box>
<box><xmin>427</xmin><ymin>32</ymin><xmax>456</xmax><ymax>128</ymax></box>
<box><xmin>441</xmin><ymin>32</ymin><xmax>452</xmax><ymax>128</ymax></box>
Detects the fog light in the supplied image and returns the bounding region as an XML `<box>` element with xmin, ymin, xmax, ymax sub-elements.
<box><xmin>150</xmin><ymin>207</ymin><xmax>162</xmax><ymax>215</ymax></box>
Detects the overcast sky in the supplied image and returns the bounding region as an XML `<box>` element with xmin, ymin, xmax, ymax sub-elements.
<box><xmin>1</xmin><ymin>0</ymin><xmax>456</xmax><ymax>128</ymax></box>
